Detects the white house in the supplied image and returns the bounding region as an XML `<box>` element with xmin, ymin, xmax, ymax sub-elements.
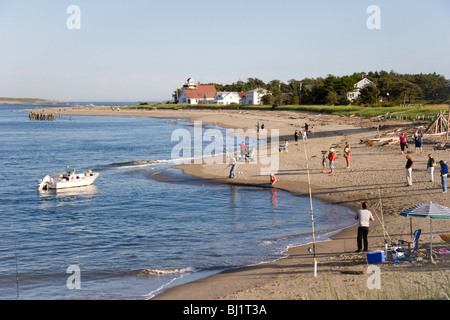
<box><xmin>241</xmin><ymin>88</ymin><xmax>268</xmax><ymax>105</ymax></box>
<box><xmin>177</xmin><ymin>78</ymin><xmax>216</xmax><ymax>104</ymax></box>
<box><xmin>176</xmin><ymin>79</ymin><xmax>270</xmax><ymax>105</ymax></box>
<box><xmin>346</xmin><ymin>74</ymin><xmax>376</xmax><ymax>101</ymax></box>
<box><xmin>211</xmin><ymin>92</ymin><xmax>241</xmax><ymax>105</ymax></box>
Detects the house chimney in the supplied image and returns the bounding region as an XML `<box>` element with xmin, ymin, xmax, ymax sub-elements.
<box><xmin>361</xmin><ymin>73</ymin><xmax>364</xmax><ymax>79</ymax></box>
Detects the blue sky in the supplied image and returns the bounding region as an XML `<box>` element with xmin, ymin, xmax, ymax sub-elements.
<box><xmin>0</xmin><ymin>0</ymin><xmax>449</xmax><ymax>101</ymax></box>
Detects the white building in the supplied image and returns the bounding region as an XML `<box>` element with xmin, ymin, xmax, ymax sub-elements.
<box><xmin>346</xmin><ymin>74</ymin><xmax>376</xmax><ymax>101</ymax></box>
<box><xmin>177</xmin><ymin>78</ymin><xmax>216</xmax><ymax>104</ymax></box>
<box><xmin>241</xmin><ymin>88</ymin><xmax>268</xmax><ymax>105</ymax></box>
<box><xmin>211</xmin><ymin>92</ymin><xmax>241</xmax><ymax>105</ymax></box>
<box><xmin>176</xmin><ymin>78</ymin><xmax>270</xmax><ymax>105</ymax></box>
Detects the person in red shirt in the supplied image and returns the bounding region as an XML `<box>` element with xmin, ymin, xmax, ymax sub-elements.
<box><xmin>328</xmin><ymin>148</ymin><xmax>336</xmax><ymax>174</ymax></box>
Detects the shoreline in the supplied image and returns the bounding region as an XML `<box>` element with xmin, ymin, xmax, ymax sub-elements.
<box><xmin>147</xmin><ymin>167</ymin><xmax>360</xmax><ymax>299</ymax></box>
<box><xmin>149</xmin><ymin>168</ymin><xmax>365</xmax><ymax>300</ymax></box>
<box><xmin>53</xmin><ymin>106</ymin><xmax>450</xmax><ymax>299</ymax></box>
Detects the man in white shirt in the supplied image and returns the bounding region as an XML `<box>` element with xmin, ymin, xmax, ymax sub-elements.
<box><xmin>228</xmin><ymin>156</ymin><xmax>237</xmax><ymax>178</ymax></box>
<box><xmin>355</xmin><ymin>201</ymin><xmax>375</xmax><ymax>252</ymax></box>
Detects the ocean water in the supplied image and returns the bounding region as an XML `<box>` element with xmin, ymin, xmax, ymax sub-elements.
<box><xmin>0</xmin><ymin>104</ymin><xmax>355</xmax><ymax>300</ymax></box>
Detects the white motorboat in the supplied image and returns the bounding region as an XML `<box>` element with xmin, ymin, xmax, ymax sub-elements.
<box><xmin>38</xmin><ymin>167</ymin><xmax>99</xmax><ymax>190</ymax></box>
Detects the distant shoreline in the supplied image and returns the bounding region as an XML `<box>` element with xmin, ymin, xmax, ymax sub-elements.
<box><xmin>0</xmin><ymin>97</ymin><xmax>65</xmax><ymax>105</ymax></box>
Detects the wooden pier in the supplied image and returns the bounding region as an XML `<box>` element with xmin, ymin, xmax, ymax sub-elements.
<box><xmin>28</xmin><ymin>109</ymin><xmax>69</xmax><ymax>121</ymax></box>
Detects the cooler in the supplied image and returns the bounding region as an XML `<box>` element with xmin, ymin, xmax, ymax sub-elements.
<box><xmin>366</xmin><ymin>250</ymin><xmax>385</xmax><ymax>264</ymax></box>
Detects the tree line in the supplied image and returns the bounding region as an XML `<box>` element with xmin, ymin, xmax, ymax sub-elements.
<box><xmin>206</xmin><ymin>71</ymin><xmax>449</xmax><ymax>106</ymax></box>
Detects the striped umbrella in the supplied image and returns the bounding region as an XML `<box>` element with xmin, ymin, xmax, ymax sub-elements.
<box><xmin>400</xmin><ymin>202</ymin><xmax>450</xmax><ymax>255</ymax></box>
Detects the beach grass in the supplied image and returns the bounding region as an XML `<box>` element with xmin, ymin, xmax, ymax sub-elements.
<box><xmin>321</xmin><ymin>272</ymin><xmax>450</xmax><ymax>300</ymax></box>
<box><xmin>123</xmin><ymin>103</ymin><xmax>450</xmax><ymax>119</ymax></box>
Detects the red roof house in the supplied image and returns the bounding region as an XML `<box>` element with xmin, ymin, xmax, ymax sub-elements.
<box><xmin>178</xmin><ymin>78</ymin><xmax>216</xmax><ymax>104</ymax></box>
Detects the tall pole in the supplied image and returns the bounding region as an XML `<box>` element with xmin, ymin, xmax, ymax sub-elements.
<box><xmin>447</xmin><ymin>104</ymin><xmax>450</xmax><ymax>141</ymax></box>
<box><xmin>303</xmin><ymin>142</ymin><xmax>317</xmax><ymax>277</ymax></box>
<box><xmin>360</xmin><ymin>109</ymin><xmax>363</xmax><ymax>129</ymax></box>
<box><xmin>446</xmin><ymin>83</ymin><xmax>450</xmax><ymax>141</ymax></box>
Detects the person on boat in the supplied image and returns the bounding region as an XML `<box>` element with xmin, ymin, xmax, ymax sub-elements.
<box><xmin>63</xmin><ymin>166</ymin><xmax>73</xmax><ymax>180</ymax></box>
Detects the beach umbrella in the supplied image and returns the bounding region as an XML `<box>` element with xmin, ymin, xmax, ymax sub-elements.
<box><xmin>399</xmin><ymin>202</ymin><xmax>450</xmax><ymax>255</ymax></box>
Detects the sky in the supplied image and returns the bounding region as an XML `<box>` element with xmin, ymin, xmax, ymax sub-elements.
<box><xmin>0</xmin><ymin>0</ymin><xmax>449</xmax><ymax>102</ymax></box>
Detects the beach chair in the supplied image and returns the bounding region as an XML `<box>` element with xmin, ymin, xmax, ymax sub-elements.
<box><xmin>391</xmin><ymin>229</ymin><xmax>421</xmax><ymax>264</ymax></box>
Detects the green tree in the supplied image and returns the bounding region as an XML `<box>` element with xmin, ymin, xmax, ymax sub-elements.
<box><xmin>335</xmin><ymin>75</ymin><xmax>357</xmax><ymax>95</ymax></box>
<box><xmin>326</xmin><ymin>91</ymin><xmax>339</xmax><ymax>105</ymax></box>
<box><xmin>267</xmin><ymin>80</ymin><xmax>282</xmax><ymax>104</ymax></box>
<box><xmin>261</xmin><ymin>94</ymin><xmax>274</xmax><ymax>105</ymax></box>
<box><xmin>246</xmin><ymin>78</ymin><xmax>266</xmax><ymax>90</ymax></box>
<box><xmin>323</xmin><ymin>74</ymin><xmax>338</xmax><ymax>94</ymax></box>
<box><xmin>359</xmin><ymin>86</ymin><xmax>380</xmax><ymax>104</ymax></box>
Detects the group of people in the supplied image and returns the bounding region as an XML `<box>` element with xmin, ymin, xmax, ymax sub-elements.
<box><xmin>400</xmin><ymin>130</ymin><xmax>448</xmax><ymax>193</ymax></box>
<box><xmin>322</xmin><ymin>142</ymin><xmax>351</xmax><ymax>174</ymax></box>
<box><xmin>399</xmin><ymin>130</ymin><xmax>423</xmax><ymax>154</ymax></box>
<box><xmin>405</xmin><ymin>153</ymin><xmax>448</xmax><ymax>193</ymax></box>
<box><xmin>228</xmin><ymin>141</ymin><xmax>257</xmax><ymax>179</ymax></box>
<box><xmin>225</xmin><ymin>123</ymin><xmax>447</xmax><ymax>255</ymax></box>
<box><xmin>238</xmin><ymin>141</ymin><xmax>256</xmax><ymax>162</ymax></box>
<box><xmin>256</xmin><ymin>121</ymin><xmax>265</xmax><ymax>132</ymax></box>
<box><xmin>294</xmin><ymin>129</ymin><xmax>308</xmax><ymax>145</ymax></box>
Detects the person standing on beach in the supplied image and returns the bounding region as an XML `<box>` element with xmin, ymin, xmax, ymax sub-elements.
<box><xmin>344</xmin><ymin>142</ymin><xmax>351</xmax><ymax>169</ymax></box>
<box><xmin>256</xmin><ymin>121</ymin><xmax>260</xmax><ymax>133</ymax></box>
<box><xmin>322</xmin><ymin>154</ymin><xmax>327</xmax><ymax>173</ymax></box>
<box><xmin>414</xmin><ymin>130</ymin><xmax>423</xmax><ymax>153</ymax></box>
<box><xmin>228</xmin><ymin>156</ymin><xmax>237</xmax><ymax>178</ymax></box>
<box><xmin>294</xmin><ymin>130</ymin><xmax>299</xmax><ymax>145</ymax></box>
<box><xmin>302</xmin><ymin>130</ymin><xmax>307</xmax><ymax>143</ymax></box>
<box><xmin>405</xmin><ymin>155</ymin><xmax>413</xmax><ymax>186</ymax></box>
<box><xmin>399</xmin><ymin>133</ymin><xmax>407</xmax><ymax>155</ymax></box>
<box><xmin>355</xmin><ymin>201</ymin><xmax>374</xmax><ymax>252</ymax></box>
<box><xmin>328</xmin><ymin>148</ymin><xmax>336</xmax><ymax>174</ymax></box>
<box><xmin>427</xmin><ymin>153</ymin><xmax>436</xmax><ymax>182</ymax></box>
<box><xmin>440</xmin><ymin>160</ymin><xmax>448</xmax><ymax>193</ymax></box>
<box><xmin>239</xmin><ymin>141</ymin><xmax>247</xmax><ymax>161</ymax></box>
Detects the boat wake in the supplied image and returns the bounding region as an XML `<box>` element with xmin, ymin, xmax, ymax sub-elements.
<box><xmin>99</xmin><ymin>153</ymin><xmax>225</xmax><ymax>171</ymax></box>
<box><xmin>105</xmin><ymin>159</ymin><xmax>174</xmax><ymax>169</ymax></box>
<box><xmin>138</xmin><ymin>267</ymin><xmax>195</xmax><ymax>277</ymax></box>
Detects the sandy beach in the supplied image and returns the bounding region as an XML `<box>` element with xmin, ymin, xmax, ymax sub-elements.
<box><xmin>56</xmin><ymin>106</ymin><xmax>450</xmax><ymax>300</ymax></box>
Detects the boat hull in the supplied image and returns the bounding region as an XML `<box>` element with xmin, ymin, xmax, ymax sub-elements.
<box><xmin>38</xmin><ymin>172</ymin><xmax>99</xmax><ymax>190</ymax></box>
<box><xmin>51</xmin><ymin>173</ymin><xmax>99</xmax><ymax>189</ymax></box>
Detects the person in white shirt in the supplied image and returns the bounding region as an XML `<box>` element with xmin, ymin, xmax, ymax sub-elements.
<box><xmin>355</xmin><ymin>201</ymin><xmax>375</xmax><ymax>252</ymax></box>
